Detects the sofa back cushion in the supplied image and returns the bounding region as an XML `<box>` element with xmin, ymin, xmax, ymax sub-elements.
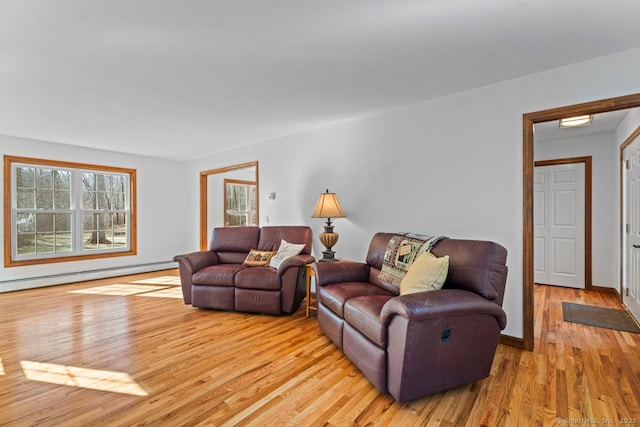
<box><xmin>210</xmin><ymin>227</ymin><xmax>260</xmax><ymax>263</ymax></box>
<box><xmin>366</xmin><ymin>232</ymin><xmax>508</xmax><ymax>305</ymax></box>
<box><xmin>210</xmin><ymin>227</ymin><xmax>260</xmax><ymax>252</ymax></box>
<box><xmin>366</xmin><ymin>233</ymin><xmax>402</xmax><ymax>295</ymax></box>
<box><xmin>257</xmin><ymin>226</ymin><xmax>313</xmax><ymax>255</ymax></box>
<box><xmin>366</xmin><ymin>232</ymin><xmax>395</xmax><ymax>270</ymax></box>
<box><xmin>368</xmin><ymin>268</ymin><xmax>401</xmax><ymax>295</ymax></box>
<box><xmin>432</xmin><ymin>239</ymin><xmax>508</xmax><ymax>305</ymax></box>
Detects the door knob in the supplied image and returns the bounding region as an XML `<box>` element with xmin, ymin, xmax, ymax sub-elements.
<box><xmin>633</xmin><ymin>244</ymin><xmax>640</xmax><ymax>248</ymax></box>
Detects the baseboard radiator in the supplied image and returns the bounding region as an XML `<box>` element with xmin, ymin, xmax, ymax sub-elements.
<box><xmin>0</xmin><ymin>261</ymin><xmax>176</xmax><ymax>293</ymax></box>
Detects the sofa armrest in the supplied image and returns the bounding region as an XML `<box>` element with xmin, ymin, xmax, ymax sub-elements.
<box><xmin>383</xmin><ymin>289</ymin><xmax>506</xmax><ymax>402</ymax></box>
<box><xmin>277</xmin><ymin>254</ymin><xmax>315</xmax><ymax>276</ymax></box>
<box><xmin>312</xmin><ymin>261</ymin><xmax>370</xmax><ymax>286</ymax></box>
<box><xmin>173</xmin><ymin>251</ymin><xmax>219</xmax><ymax>273</ymax></box>
<box><xmin>380</xmin><ymin>289</ymin><xmax>507</xmax><ymax>329</ymax></box>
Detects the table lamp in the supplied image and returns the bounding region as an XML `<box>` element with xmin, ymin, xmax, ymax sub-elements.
<box><xmin>311</xmin><ymin>189</ymin><xmax>347</xmax><ymax>262</ymax></box>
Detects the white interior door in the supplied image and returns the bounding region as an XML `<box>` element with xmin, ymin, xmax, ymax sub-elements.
<box><xmin>624</xmin><ymin>138</ymin><xmax>640</xmax><ymax>323</ymax></box>
<box><xmin>533</xmin><ymin>168</ymin><xmax>549</xmax><ymax>284</ymax></box>
<box><xmin>534</xmin><ymin>163</ymin><xmax>585</xmax><ymax>288</ymax></box>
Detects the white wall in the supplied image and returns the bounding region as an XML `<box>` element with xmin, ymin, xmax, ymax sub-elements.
<box><xmin>184</xmin><ymin>47</ymin><xmax>640</xmax><ymax>340</ymax></box>
<box><xmin>0</xmin><ymin>135</ymin><xmax>192</xmax><ymax>292</ymax></box>
<box><xmin>535</xmin><ymin>132</ymin><xmax>617</xmax><ymax>288</ymax></box>
<box><xmin>616</xmin><ymin>108</ymin><xmax>640</xmax><ymax>145</ymax></box>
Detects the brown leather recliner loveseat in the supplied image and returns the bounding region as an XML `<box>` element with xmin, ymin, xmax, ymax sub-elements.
<box><xmin>174</xmin><ymin>226</ymin><xmax>314</xmax><ymax>315</ymax></box>
<box><xmin>313</xmin><ymin>232</ymin><xmax>508</xmax><ymax>402</ymax></box>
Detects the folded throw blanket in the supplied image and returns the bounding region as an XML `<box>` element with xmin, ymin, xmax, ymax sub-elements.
<box><xmin>378</xmin><ymin>232</ymin><xmax>447</xmax><ymax>287</ymax></box>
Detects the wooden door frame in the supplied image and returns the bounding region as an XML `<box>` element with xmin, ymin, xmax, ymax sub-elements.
<box><xmin>619</xmin><ymin>124</ymin><xmax>640</xmax><ymax>310</ymax></box>
<box><xmin>199</xmin><ymin>161</ymin><xmax>259</xmax><ymax>250</ymax></box>
<box><xmin>534</xmin><ymin>157</ymin><xmax>592</xmax><ymax>291</ymax></box>
<box><xmin>522</xmin><ymin>93</ymin><xmax>640</xmax><ymax>351</ymax></box>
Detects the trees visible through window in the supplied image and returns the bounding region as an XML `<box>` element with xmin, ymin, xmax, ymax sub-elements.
<box><xmin>81</xmin><ymin>172</ymin><xmax>128</xmax><ymax>250</ymax></box>
<box><xmin>5</xmin><ymin>156</ymin><xmax>136</xmax><ymax>267</ymax></box>
<box><xmin>224</xmin><ymin>179</ymin><xmax>257</xmax><ymax>227</ymax></box>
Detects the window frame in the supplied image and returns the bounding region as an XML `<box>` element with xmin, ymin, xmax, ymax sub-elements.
<box><xmin>223</xmin><ymin>178</ymin><xmax>257</xmax><ymax>227</ymax></box>
<box><xmin>4</xmin><ymin>155</ymin><xmax>137</xmax><ymax>267</ymax></box>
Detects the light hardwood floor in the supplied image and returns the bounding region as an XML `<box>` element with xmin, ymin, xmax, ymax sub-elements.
<box><xmin>1</xmin><ymin>270</ymin><xmax>639</xmax><ymax>426</ymax></box>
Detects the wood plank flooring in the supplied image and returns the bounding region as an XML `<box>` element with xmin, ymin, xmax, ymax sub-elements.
<box><xmin>1</xmin><ymin>270</ymin><xmax>639</xmax><ymax>426</ymax></box>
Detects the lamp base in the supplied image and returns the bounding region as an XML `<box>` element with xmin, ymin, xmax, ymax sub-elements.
<box><xmin>319</xmin><ymin>249</ymin><xmax>338</xmax><ymax>262</ymax></box>
<box><xmin>318</xmin><ymin>222</ymin><xmax>340</xmax><ymax>262</ymax></box>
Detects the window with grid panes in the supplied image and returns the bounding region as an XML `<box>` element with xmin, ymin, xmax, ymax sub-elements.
<box><xmin>5</xmin><ymin>156</ymin><xmax>136</xmax><ymax>266</ymax></box>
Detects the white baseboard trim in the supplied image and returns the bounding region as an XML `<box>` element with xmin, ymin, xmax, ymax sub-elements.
<box><xmin>0</xmin><ymin>261</ymin><xmax>177</xmax><ymax>293</ymax></box>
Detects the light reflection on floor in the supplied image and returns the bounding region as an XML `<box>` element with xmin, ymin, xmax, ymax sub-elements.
<box><xmin>132</xmin><ymin>276</ymin><xmax>181</xmax><ymax>285</ymax></box>
<box><xmin>70</xmin><ymin>284</ymin><xmax>169</xmax><ymax>296</ymax></box>
<box><xmin>68</xmin><ymin>275</ymin><xmax>182</xmax><ymax>298</ymax></box>
<box><xmin>137</xmin><ymin>287</ymin><xmax>183</xmax><ymax>298</ymax></box>
<box><xmin>20</xmin><ymin>360</ymin><xmax>148</xmax><ymax>396</ymax></box>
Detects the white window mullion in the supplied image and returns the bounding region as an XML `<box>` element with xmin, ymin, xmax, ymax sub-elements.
<box><xmin>10</xmin><ymin>164</ymin><xmax>17</xmax><ymax>261</ymax></box>
<box><xmin>73</xmin><ymin>170</ymin><xmax>84</xmax><ymax>255</ymax></box>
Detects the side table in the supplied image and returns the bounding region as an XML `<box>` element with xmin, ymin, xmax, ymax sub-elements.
<box><xmin>305</xmin><ymin>263</ymin><xmax>317</xmax><ymax>317</ymax></box>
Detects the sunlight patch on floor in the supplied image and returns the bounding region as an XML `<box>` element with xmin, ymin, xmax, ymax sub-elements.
<box><xmin>132</xmin><ymin>276</ymin><xmax>181</xmax><ymax>285</ymax></box>
<box><xmin>0</xmin><ymin>358</ymin><xmax>4</xmax><ymax>375</ymax></box>
<box><xmin>69</xmin><ymin>284</ymin><xmax>168</xmax><ymax>296</ymax></box>
<box><xmin>20</xmin><ymin>361</ymin><xmax>148</xmax><ymax>396</ymax></box>
<box><xmin>137</xmin><ymin>287</ymin><xmax>183</xmax><ymax>298</ymax></box>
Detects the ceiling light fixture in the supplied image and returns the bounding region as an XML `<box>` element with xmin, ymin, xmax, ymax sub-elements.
<box><xmin>559</xmin><ymin>115</ymin><xmax>593</xmax><ymax>128</ymax></box>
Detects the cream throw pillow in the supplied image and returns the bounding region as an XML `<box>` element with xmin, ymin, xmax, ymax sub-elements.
<box><xmin>269</xmin><ymin>239</ymin><xmax>306</xmax><ymax>269</ymax></box>
<box><xmin>399</xmin><ymin>252</ymin><xmax>449</xmax><ymax>295</ymax></box>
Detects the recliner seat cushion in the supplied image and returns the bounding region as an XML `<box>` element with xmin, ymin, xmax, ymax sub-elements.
<box><xmin>344</xmin><ymin>295</ymin><xmax>392</xmax><ymax>347</ymax></box>
<box><xmin>235</xmin><ymin>267</ymin><xmax>281</xmax><ymax>290</ymax></box>
<box><xmin>318</xmin><ymin>282</ymin><xmax>392</xmax><ymax>318</ymax></box>
<box><xmin>192</xmin><ymin>264</ymin><xmax>246</xmax><ymax>286</ymax></box>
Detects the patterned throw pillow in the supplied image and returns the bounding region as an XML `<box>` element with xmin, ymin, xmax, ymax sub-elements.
<box><xmin>378</xmin><ymin>233</ymin><xmax>446</xmax><ymax>287</ymax></box>
<box><xmin>243</xmin><ymin>249</ymin><xmax>276</xmax><ymax>266</ymax></box>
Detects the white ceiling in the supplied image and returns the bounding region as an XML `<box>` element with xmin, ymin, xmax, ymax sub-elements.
<box><xmin>2</xmin><ymin>0</ymin><xmax>640</xmax><ymax>161</ymax></box>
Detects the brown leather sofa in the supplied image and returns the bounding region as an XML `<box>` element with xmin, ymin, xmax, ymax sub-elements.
<box><xmin>174</xmin><ymin>226</ymin><xmax>314</xmax><ymax>315</ymax></box>
<box><xmin>313</xmin><ymin>232</ymin><xmax>508</xmax><ymax>402</ymax></box>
